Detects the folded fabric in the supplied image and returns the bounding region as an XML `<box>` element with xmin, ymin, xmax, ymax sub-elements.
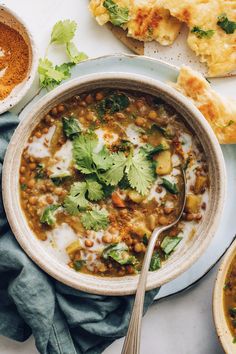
<box><xmin>0</xmin><ymin>113</ymin><xmax>159</xmax><ymax>354</ymax></box>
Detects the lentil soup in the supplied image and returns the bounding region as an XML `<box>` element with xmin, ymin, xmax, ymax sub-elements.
<box><xmin>223</xmin><ymin>255</ymin><xmax>236</xmax><ymax>343</ymax></box>
<box><xmin>19</xmin><ymin>89</ymin><xmax>209</xmax><ymax>277</ymax></box>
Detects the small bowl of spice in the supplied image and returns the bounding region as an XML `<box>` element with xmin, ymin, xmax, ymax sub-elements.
<box><xmin>0</xmin><ymin>5</ymin><xmax>38</xmax><ymax>114</ymax></box>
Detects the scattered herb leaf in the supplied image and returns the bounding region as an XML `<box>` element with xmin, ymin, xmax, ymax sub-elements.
<box><xmin>229</xmin><ymin>308</ymin><xmax>236</xmax><ymax>318</ymax></box>
<box><xmin>217</xmin><ymin>14</ymin><xmax>236</xmax><ymax>34</ymax></box>
<box><xmin>149</xmin><ymin>252</ymin><xmax>161</xmax><ymax>271</ymax></box>
<box><xmin>102</xmin><ymin>243</ymin><xmax>137</xmax><ymax>265</ymax></box>
<box><xmin>103</xmin><ymin>0</ymin><xmax>129</xmax><ymax>26</ymax></box>
<box><xmin>96</xmin><ymin>93</ymin><xmax>129</xmax><ymax>119</ymax></box>
<box><xmin>161</xmin><ymin>178</ymin><xmax>179</xmax><ymax>194</ymax></box>
<box><xmin>62</xmin><ymin>116</ymin><xmax>81</xmax><ymax>139</ymax></box>
<box><xmin>73</xmin><ymin>260</ymin><xmax>85</xmax><ymax>271</ymax></box>
<box><xmin>35</xmin><ymin>163</ymin><xmax>46</xmax><ymax>179</ymax></box>
<box><xmin>40</xmin><ymin>205</ymin><xmax>60</xmax><ymax>226</ymax></box>
<box><xmin>161</xmin><ymin>236</ymin><xmax>182</xmax><ymax>255</ymax></box>
<box><xmin>140</xmin><ymin>143</ymin><xmax>166</xmax><ymax>158</ymax></box>
<box><xmin>191</xmin><ymin>26</ymin><xmax>215</xmax><ymax>38</ymax></box>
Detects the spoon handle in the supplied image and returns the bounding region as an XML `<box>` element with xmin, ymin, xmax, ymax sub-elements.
<box><xmin>121</xmin><ymin>227</ymin><xmax>164</xmax><ymax>354</ymax></box>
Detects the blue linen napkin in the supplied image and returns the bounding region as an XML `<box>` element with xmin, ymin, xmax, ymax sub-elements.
<box><xmin>0</xmin><ymin>112</ymin><xmax>159</xmax><ymax>354</ymax></box>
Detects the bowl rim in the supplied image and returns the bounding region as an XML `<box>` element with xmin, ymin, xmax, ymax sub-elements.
<box><xmin>213</xmin><ymin>238</ymin><xmax>236</xmax><ymax>353</ymax></box>
<box><xmin>0</xmin><ymin>4</ymin><xmax>38</xmax><ymax>114</ymax></box>
<box><xmin>2</xmin><ymin>72</ymin><xmax>227</xmax><ymax>295</ymax></box>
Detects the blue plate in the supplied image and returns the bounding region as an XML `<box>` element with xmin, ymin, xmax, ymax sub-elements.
<box><xmin>19</xmin><ymin>54</ymin><xmax>236</xmax><ymax>300</ymax></box>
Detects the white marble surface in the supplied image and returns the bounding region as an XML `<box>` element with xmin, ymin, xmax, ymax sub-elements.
<box><xmin>0</xmin><ymin>0</ymin><xmax>229</xmax><ymax>353</ymax></box>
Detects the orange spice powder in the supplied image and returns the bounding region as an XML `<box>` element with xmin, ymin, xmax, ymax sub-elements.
<box><xmin>0</xmin><ymin>22</ymin><xmax>29</xmax><ymax>101</ymax></box>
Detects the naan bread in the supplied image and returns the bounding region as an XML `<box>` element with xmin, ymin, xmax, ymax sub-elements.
<box><xmin>172</xmin><ymin>66</ymin><xmax>236</xmax><ymax>144</ymax></box>
<box><xmin>160</xmin><ymin>0</ymin><xmax>236</xmax><ymax>77</ymax></box>
<box><xmin>89</xmin><ymin>0</ymin><xmax>182</xmax><ymax>45</ymax></box>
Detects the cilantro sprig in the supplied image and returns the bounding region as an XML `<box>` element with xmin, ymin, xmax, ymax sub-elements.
<box><xmin>38</xmin><ymin>20</ymin><xmax>88</xmax><ymax>90</ymax></box>
<box><xmin>72</xmin><ymin>131</ymin><xmax>155</xmax><ymax>196</ymax></box>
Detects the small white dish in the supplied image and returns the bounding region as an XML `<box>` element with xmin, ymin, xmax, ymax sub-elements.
<box><xmin>0</xmin><ymin>4</ymin><xmax>38</xmax><ymax>114</ymax></box>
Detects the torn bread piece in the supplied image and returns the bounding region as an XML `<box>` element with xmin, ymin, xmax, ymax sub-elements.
<box><xmin>171</xmin><ymin>66</ymin><xmax>236</xmax><ymax>144</ymax></box>
<box><xmin>160</xmin><ymin>0</ymin><xmax>236</xmax><ymax>77</ymax></box>
<box><xmin>89</xmin><ymin>0</ymin><xmax>182</xmax><ymax>45</ymax></box>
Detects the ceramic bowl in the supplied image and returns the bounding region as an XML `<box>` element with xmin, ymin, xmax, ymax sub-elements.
<box><xmin>2</xmin><ymin>72</ymin><xmax>226</xmax><ymax>295</ymax></box>
<box><xmin>0</xmin><ymin>5</ymin><xmax>38</xmax><ymax>114</ymax></box>
<box><xmin>213</xmin><ymin>239</ymin><xmax>236</xmax><ymax>353</ymax></box>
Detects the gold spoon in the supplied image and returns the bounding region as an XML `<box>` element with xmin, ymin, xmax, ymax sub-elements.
<box><xmin>122</xmin><ymin>169</ymin><xmax>187</xmax><ymax>354</ymax></box>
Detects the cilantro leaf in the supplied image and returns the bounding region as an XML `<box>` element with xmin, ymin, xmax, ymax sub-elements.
<box><xmin>86</xmin><ymin>178</ymin><xmax>104</xmax><ymax>201</ymax></box>
<box><xmin>103</xmin><ymin>0</ymin><xmax>129</xmax><ymax>26</ymax></box>
<box><xmin>50</xmin><ymin>20</ymin><xmax>77</xmax><ymax>44</ymax></box>
<box><xmin>191</xmin><ymin>26</ymin><xmax>215</xmax><ymax>38</ymax></box>
<box><xmin>63</xmin><ymin>182</ymin><xmax>88</xmax><ymax>215</ymax></box>
<box><xmin>51</xmin><ymin>174</ymin><xmax>70</xmax><ymax>186</ymax></box>
<box><xmin>40</xmin><ymin>205</ymin><xmax>60</xmax><ymax>226</ymax></box>
<box><xmin>149</xmin><ymin>252</ymin><xmax>161</xmax><ymax>271</ymax></box>
<box><xmin>102</xmin><ymin>243</ymin><xmax>137</xmax><ymax>265</ymax></box>
<box><xmin>140</xmin><ymin>143</ymin><xmax>166</xmax><ymax>158</ymax></box>
<box><xmin>35</xmin><ymin>163</ymin><xmax>46</xmax><ymax>179</ymax></box>
<box><xmin>72</xmin><ymin>132</ymin><xmax>98</xmax><ymax>174</ymax></box>
<box><xmin>224</xmin><ymin>120</ymin><xmax>235</xmax><ymax>128</ymax></box>
<box><xmin>66</xmin><ymin>42</ymin><xmax>88</xmax><ymax>64</ymax></box>
<box><xmin>217</xmin><ymin>14</ymin><xmax>236</xmax><ymax>34</ymax></box>
<box><xmin>149</xmin><ymin>124</ymin><xmax>170</xmax><ymax>138</ymax></box>
<box><xmin>161</xmin><ymin>178</ymin><xmax>179</xmax><ymax>194</ymax></box>
<box><xmin>96</xmin><ymin>93</ymin><xmax>129</xmax><ymax>119</ymax></box>
<box><xmin>81</xmin><ymin>208</ymin><xmax>109</xmax><ymax>231</ymax></box>
<box><xmin>20</xmin><ymin>184</ymin><xmax>27</xmax><ymax>191</ymax></box>
<box><xmin>92</xmin><ymin>146</ymin><xmax>113</xmax><ymax>171</ymax></box>
<box><xmin>102</xmin><ymin>152</ymin><xmax>127</xmax><ymax>185</ymax></box>
<box><xmin>38</xmin><ymin>59</ymin><xmax>74</xmax><ymax>90</ymax></box>
<box><xmin>38</xmin><ymin>58</ymin><xmax>66</xmax><ymax>89</ymax></box>
<box><xmin>125</xmin><ymin>152</ymin><xmax>155</xmax><ymax>195</ymax></box>
<box><xmin>161</xmin><ymin>236</ymin><xmax>182</xmax><ymax>255</ymax></box>
<box><xmin>62</xmin><ymin>117</ymin><xmax>81</xmax><ymax>139</ymax></box>
<box><xmin>55</xmin><ymin>62</ymin><xmax>75</xmax><ymax>78</ymax></box>
<box><xmin>73</xmin><ymin>260</ymin><xmax>85</xmax><ymax>271</ymax></box>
